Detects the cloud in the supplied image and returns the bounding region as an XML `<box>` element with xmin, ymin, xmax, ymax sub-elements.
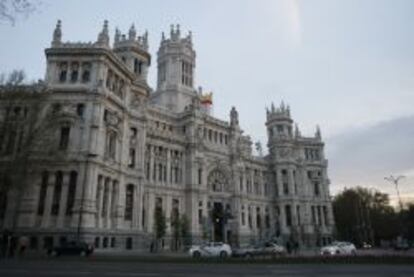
<box><xmin>326</xmin><ymin>115</ymin><xmax>414</xmax><ymax>199</ymax></box>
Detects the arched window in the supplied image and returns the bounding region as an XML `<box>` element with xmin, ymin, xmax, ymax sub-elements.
<box><xmin>51</xmin><ymin>171</ymin><xmax>63</xmax><ymax>215</ymax></box>
<box><xmin>124</xmin><ymin>184</ymin><xmax>134</xmax><ymax>220</ymax></box>
<box><xmin>207</xmin><ymin>169</ymin><xmax>228</xmax><ymax>193</ymax></box>
<box><xmin>37</xmin><ymin>171</ymin><xmax>48</xmax><ymax>215</ymax></box>
<box><xmin>66</xmin><ymin>171</ymin><xmax>77</xmax><ymax>215</ymax></box>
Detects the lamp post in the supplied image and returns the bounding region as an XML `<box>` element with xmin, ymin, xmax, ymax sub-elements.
<box><xmin>384</xmin><ymin>175</ymin><xmax>405</xmax><ymax>211</ymax></box>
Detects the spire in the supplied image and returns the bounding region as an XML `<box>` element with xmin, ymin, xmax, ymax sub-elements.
<box><xmin>129</xmin><ymin>24</ymin><xmax>136</xmax><ymax>40</ymax></box>
<box><xmin>170</xmin><ymin>24</ymin><xmax>175</xmax><ymax>38</ymax></box>
<box><xmin>271</xmin><ymin>102</ymin><xmax>275</xmax><ymax>113</ymax></box>
<box><xmin>114</xmin><ymin>28</ymin><xmax>120</xmax><ymax>44</ymax></box>
<box><xmin>161</xmin><ymin>31</ymin><xmax>165</xmax><ymax>42</ymax></box>
<box><xmin>52</xmin><ymin>19</ymin><xmax>62</xmax><ymax>47</ymax></box>
<box><xmin>315</xmin><ymin>125</ymin><xmax>321</xmax><ymax>139</ymax></box>
<box><xmin>143</xmin><ymin>30</ymin><xmax>148</xmax><ymax>49</ymax></box>
<box><xmin>97</xmin><ymin>20</ymin><xmax>110</xmax><ymax>47</ymax></box>
<box><xmin>188</xmin><ymin>31</ymin><xmax>192</xmax><ymax>43</ymax></box>
<box><xmin>176</xmin><ymin>24</ymin><xmax>181</xmax><ymax>38</ymax></box>
<box><xmin>295</xmin><ymin>124</ymin><xmax>301</xmax><ymax>138</ymax></box>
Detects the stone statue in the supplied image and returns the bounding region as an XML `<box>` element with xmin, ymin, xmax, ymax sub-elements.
<box><xmin>230</xmin><ymin>106</ymin><xmax>239</xmax><ymax>126</ymax></box>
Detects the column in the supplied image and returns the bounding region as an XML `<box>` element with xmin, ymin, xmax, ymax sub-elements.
<box><xmin>165</xmin><ymin>195</ymin><xmax>172</xmax><ymax>233</ymax></box>
<box><xmin>57</xmin><ymin>172</ymin><xmax>70</xmax><ymax>228</ymax></box>
<box><xmin>106</xmin><ymin>180</ymin><xmax>113</xmax><ymax>229</ymax></box>
<box><xmin>149</xmin><ymin>146</ymin><xmax>154</xmax><ymax>183</ymax></box>
<box><xmin>166</xmin><ymin>149</ymin><xmax>171</xmax><ymax>185</ymax></box>
<box><xmin>136</xmin><ymin>182</ymin><xmax>143</xmax><ymax>231</ymax></box>
<box><xmin>132</xmin><ymin>184</ymin><xmax>139</xmax><ymax>229</ymax></box>
<box><xmin>276</xmin><ymin>169</ymin><xmax>283</xmax><ymax>197</ymax></box>
<box><xmin>110</xmin><ymin>180</ymin><xmax>118</xmax><ymax>228</ymax></box>
<box><xmin>289</xmin><ymin>168</ymin><xmax>295</xmax><ymax>196</ymax></box>
<box><xmin>147</xmin><ymin>192</ymin><xmax>155</xmax><ymax>232</ymax></box>
<box><xmin>96</xmin><ymin>176</ymin><xmax>104</xmax><ymax>228</ymax></box>
<box><xmin>41</xmin><ymin>173</ymin><xmax>56</xmax><ymax>228</ymax></box>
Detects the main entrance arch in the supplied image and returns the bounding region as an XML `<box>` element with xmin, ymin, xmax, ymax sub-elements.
<box><xmin>207</xmin><ymin>168</ymin><xmax>232</xmax><ymax>242</ymax></box>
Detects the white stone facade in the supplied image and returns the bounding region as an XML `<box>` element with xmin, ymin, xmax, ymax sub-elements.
<box><xmin>0</xmin><ymin>21</ymin><xmax>334</xmax><ymax>251</ymax></box>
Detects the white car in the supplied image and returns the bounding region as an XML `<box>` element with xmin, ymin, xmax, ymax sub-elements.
<box><xmin>189</xmin><ymin>242</ymin><xmax>232</xmax><ymax>258</ymax></box>
<box><xmin>320</xmin><ymin>241</ymin><xmax>357</xmax><ymax>256</ymax></box>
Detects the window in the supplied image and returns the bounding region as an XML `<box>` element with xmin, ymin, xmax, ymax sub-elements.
<box><xmin>128</xmin><ymin>148</ymin><xmax>136</xmax><ymax>168</ymax></box>
<box><xmin>77</xmin><ymin>104</ymin><xmax>85</xmax><ymax>118</ymax></box>
<box><xmin>51</xmin><ymin>171</ymin><xmax>63</xmax><ymax>216</ymax></box>
<box><xmin>81</xmin><ymin>62</ymin><xmax>91</xmax><ymax>83</ymax></box>
<box><xmin>241</xmin><ymin>206</ymin><xmax>245</xmax><ymax>226</ymax></box>
<box><xmin>59</xmin><ymin>62</ymin><xmax>68</xmax><ymax>82</ymax></box>
<box><xmin>256</xmin><ymin>207</ymin><xmax>261</xmax><ymax>229</ymax></box>
<box><xmin>323</xmin><ymin>206</ymin><xmax>328</xmax><ymax>226</ymax></box>
<box><xmin>285</xmin><ymin>205</ymin><xmax>292</xmax><ymax>227</ymax></box>
<box><xmin>126</xmin><ymin>237</ymin><xmax>133</xmax><ymax>250</ymax></box>
<box><xmin>107</xmin><ymin>131</ymin><xmax>117</xmax><ymax>160</ymax></box>
<box><xmin>66</xmin><ymin>171</ymin><xmax>77</xmax><ymax>215</ymax></box>
<box><xmin>124</xmin><ymin>184</ymin><xmax>134</xmax><ymax>220</ymax></box>
<box><xmin>106</xmin><ymin>70</ymin><xmax>113</xmax><ymax>89</ymax></box>
<box><xmin>314</xmin><ymin>182</ymin><xmax>320</xmax><ymax>196</ymax></box>
<box><xmin>317</xmin><ymin>206</ymin><xmax>322</xmax><ymax>226</ymax></box>
<box><xmin>70</xmin><ymin>62</ymin><xmax>79</xmax><ymax>82</ymax></box>
<box><xmin>0</xmin><ymin>188</ymin><xmax>7</xmax><ymax>219</ymax></box>
<box><xmin>59</xmin><ymin>127</ymin><xmax>70</xmax><ymax>150</ymax></box>
<box><xmin>311</xmin><ymin>206</ymin><xmax>316</xmax><ymax>225</ymax></box>
<box><xmin>37</xmin><ymin>171</ymin><xmax>48</xmax><ymax>215</ymax></box>
<box><xmin>296</xmin><ymin>205</ymin><xmax>301</xmax><ymax>225</ymax></box>
<box><xmin>111</xmin><ymin>237</ymin><xmax>116</xmax><ymax>248</ymax></box>
<box><xmin>181</xmin><ymin>61</ymin><xmax>193</xmax><ymax>86</ymax></box>
<box><xmin>198</xmin><ymin>168</ymin><xmax>202</xmax><ymax>185</ymax></box>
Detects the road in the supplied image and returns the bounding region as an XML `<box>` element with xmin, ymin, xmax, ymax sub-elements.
<box><xmin>1</xmin><ymin>259</ymin><xmax>414</xmax><ymax>277</ymax></box>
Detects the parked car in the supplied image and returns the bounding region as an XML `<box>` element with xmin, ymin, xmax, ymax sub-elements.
<box><xmin>394</xmin><ymin>241</ymin><xmax>410</xmax><ymax>251</ymax></box>
<box><xmin>361</xmin><ymin>242</ymin><xmax>372</xmax><ymax>249</ymax></box>
<box><xmin>320</xmin><ymin>241</ymin><xmax>357</xmax><ymax>256</ymax></box>
<box><xmin>233</xmin><ymin>242</ymin><xmax>286</xmax><ymax>258</ymax></box>
<box><xmin>48</xmin><ymin>241</ymin><xmax>94</xmax><ymax>257</ymax></box>
<box><xmin>189</xmin><ymin>242</ymin><xmax>232</xmax><ymax>258</ymax></box>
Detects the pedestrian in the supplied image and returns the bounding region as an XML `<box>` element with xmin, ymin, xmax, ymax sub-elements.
<box><xmin>18</xmin><ymin>235</ymin><xmax>29</xmax><ymax>257</ymax></box>
<box><xmin>286</xmin><ymin>240</ymin><xmax>291</xmax><ymax>254</ymax></box>
<box><xmin>293</xmin><ymin>241</ymin><xmax>299</xmax><ymax>255</ymax></box>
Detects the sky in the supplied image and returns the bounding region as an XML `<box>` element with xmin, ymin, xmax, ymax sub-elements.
<box><xmin>0</xmin><ymin>0</ymin><xmax>413</xmax><ymax>203</ymax></box>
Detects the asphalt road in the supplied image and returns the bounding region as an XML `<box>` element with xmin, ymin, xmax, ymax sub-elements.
<box><xmin>1</xmin><ymin>260</ymin><xmax>414</xmax><ymax>277</ymax></box>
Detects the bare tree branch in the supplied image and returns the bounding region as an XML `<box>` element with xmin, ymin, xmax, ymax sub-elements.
<box><xmin>0</xmin><ymin>0</ymin><xmax>40</xmax><ymax>25</ymax></box>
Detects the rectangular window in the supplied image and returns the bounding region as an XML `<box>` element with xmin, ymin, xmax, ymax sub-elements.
<box><xmin>314</xmin><ymin>182</ymin><xmax>320</xmax><ymax>196</ymax></box>
<box><xmin>59</xmin><ymin>127</ymin><xmax>70</xmax><ymax>150</ymax></box>
<box><xmin>285</xmin><ymin>205</ymin><xmax>292</xmax><ymax>227</ymax></box>
<box><xmin>124</xmin><ymin>185</ymin><xmax>134</xmax><ymax>220</ymax></box>
<box><xmin>129</xmin><ymin>148</ymin><xmax>136</xmax><ymax>168</ymax></box>
<box><xmin>198</xmin><ymin>168</ymin><xmax>202</xmax><ymax>185</ymax></box>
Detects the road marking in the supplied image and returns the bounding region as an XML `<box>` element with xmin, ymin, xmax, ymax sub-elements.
<box><xmin>0</xmin><ymin>269</ymin><xmax>160</xmax><ymax>276</ymax></box>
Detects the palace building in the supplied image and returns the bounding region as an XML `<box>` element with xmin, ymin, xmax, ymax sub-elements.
<box><xmin>0</xmin><ymin>21</ymin><xmax>334</xmax><ymax>251</ymax></box>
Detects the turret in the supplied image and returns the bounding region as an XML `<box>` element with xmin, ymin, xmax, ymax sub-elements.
<box><xmin>112</xmin><ymin>23</ymin><xmax>151</xmax><ymax>82</ymax></box>
<box><xmin>266</xmin><ymin>101</ymin><xmax>294</xmax><ymax>144</ymax></box>
<box><xmin>151</xmin><ymin>24</ymin><xmax>196</xmax><ymax>112</ymax></box>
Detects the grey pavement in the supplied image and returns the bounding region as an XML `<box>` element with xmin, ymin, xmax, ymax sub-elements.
<box><xmin>1</xmin><ymin>259</ymin><xmax>414</xmax><ymax>277</ymax></box>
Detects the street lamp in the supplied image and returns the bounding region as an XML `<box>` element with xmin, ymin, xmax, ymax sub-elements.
<box><xmin>384</xmin><ymin>175</ymin><xmax>405</xmax><ymax>211</ymax></box>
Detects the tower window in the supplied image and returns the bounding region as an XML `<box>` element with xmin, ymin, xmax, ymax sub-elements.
<box><xmin>181</xmin><ymin>61</ymin><xmax>193</xmax><ymax>86</ymax></box>
<box><xmin>70</xmin><ymin>62</ymin><xmax>79</xmax><ymax>83</ymax></box>
<box><xmin>81</xmin><ymin>62</ymin><xmax>91</xmax><ymax>83</ymax></box>
<box><xmin>58</xmin><ymin>62</ymin><xmax>68</xmax><ymax>83</ymax></box>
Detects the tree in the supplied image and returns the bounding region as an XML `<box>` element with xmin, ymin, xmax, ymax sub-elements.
<box><xmin>153</xmin><ymin>207</ymin><xmax>166</xmax><ymax>251</ymax></box>
<box><xmin>333</xmin><ymin>187</ymin><xmax>399</xmax><ymax>247</ymax></box>
<box><xmin>0</xmin><ymin>70</ymin><xmax>51</xmax><ymax>230</ymax></box>
<box><xmin>0</xmin><ymin>0</ymin><xmax>40</xmax><ymax>25</ymax></box>
<box><xmin>179</xmin><ymin>215</ymin><xmax>191</xmax><ymax>248</ymax></box>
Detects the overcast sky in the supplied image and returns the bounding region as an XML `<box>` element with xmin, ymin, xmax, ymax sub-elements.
<box><xmin>1</xmin><ymin>0</ymin><xmax>413</xmax><ymax>203</ymax></box>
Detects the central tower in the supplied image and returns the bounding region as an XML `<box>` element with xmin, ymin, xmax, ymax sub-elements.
<box><xmin>150</xmin><ymin>24</ymin><xmax>197</xmax><ymax>112</ymax></box>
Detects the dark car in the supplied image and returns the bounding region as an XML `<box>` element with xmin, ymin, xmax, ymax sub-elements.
<box><xmin>48</xmin><ymin>241</ymin><xmax>94</xmax><ymax>257</ymax></box>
